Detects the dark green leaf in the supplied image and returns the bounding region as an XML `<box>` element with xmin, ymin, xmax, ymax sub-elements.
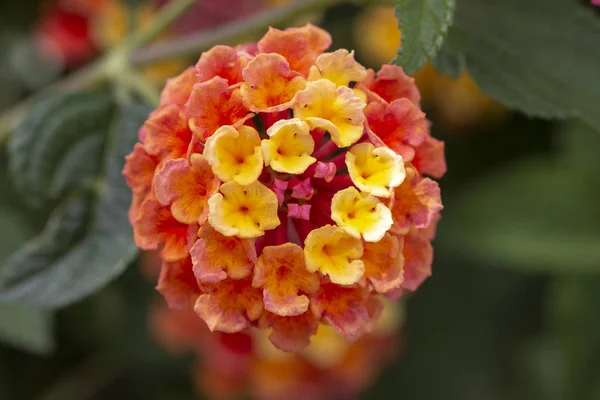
<box><xmin>439</xmin><ymin>0</ymin><xmax>600</xmax><ymax>131</ymax></box>
<box><xmin>0</xmin><ymin>103</ymin><xmax>149</xmax><ymax>308</ymax></box>
<box><xmin>439</xmin><ymin>157</ymin><xmax>600</xmax><ymax>273</ymax></box>
<box><xmin>393</xmin><ymin>0</ymin><xmax>456</xmax><ymax>75</ymax></box>
<box><xmin>0</xmin><ymin>303</ymin><xmax>53</xmax><ymax>354</ymax></box>
<box><xmin>548</xmin><ymin>277</ymin><xmax>600</xmax><ymax>400</ymax></box>
<box><xmin>8</xmin><ymin>92</ymin><xmax>114</xmax><ymax>207</ymax></box>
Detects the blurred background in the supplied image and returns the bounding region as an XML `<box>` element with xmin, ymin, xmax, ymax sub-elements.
<box><xmin>1</xmin><ymin>1</ymin><xmax>599</xmax><ymax>399</ymax></box>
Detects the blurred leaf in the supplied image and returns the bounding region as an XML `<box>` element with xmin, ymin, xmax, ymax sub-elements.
<box><xmin>0</xmin><ymin>151</ymin><xmax>42</xmax><ymax>262</ymax></box>
<box><xmin>440</xmin><ymin>157</ymin><xmax>600</xmax><ymax>273</ymax></box>
<box><xmin>437</xmin><ymin>0</ymin><xmax>600</xmax><ymax>131</ymax></box>
<box><xmin>0</xmin><ymin>101</ymin><xmax>149</xmax><ymax>308</ymax></box>
<box><xmin>393</xmin><ymin>0</ymin><xmax>456</xmax><ymax>75</ymax></box>
<box><xmin>560</xmin><ymin>120</ymin><xmax>600</xmax><ymax>178</ymax></box>
<box><xmin>0</xmin><ymin>303</ymin><xmax>53</xmax><ymax>354</ymax></box>
<box><xmin>548</xmin><ymin>277</ymin><xmax>600</xmax><ymax>400</ymax></box>
<box><xmin>8</xmin><ymin>92</ymin><xmax>115</xmax><ymax>207</ymax></box>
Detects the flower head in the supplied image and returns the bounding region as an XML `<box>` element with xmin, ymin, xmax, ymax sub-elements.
<box><xmin>125</xmin><ymin>24</ymin><xmax>444</xmax><ymax>352</ymax></box>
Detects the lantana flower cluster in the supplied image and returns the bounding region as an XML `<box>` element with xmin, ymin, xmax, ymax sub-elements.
<box><xmin>124</xmin><ymin>24</ymin><xmax>445</xmax><ymax>352</ymax></box>
<box><xmin>151</xmin><ymin>297</ymin><xmax>402</xmax><ymax>400</ymax></box>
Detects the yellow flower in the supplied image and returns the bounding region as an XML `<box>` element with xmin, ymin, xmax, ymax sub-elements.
<box><xmin>331</xmin><ymin>187</ymin><xmax>393</xmax><ymax>242</ymax></box>
<box><xmin>308</xmin><ymin>49</ymin><xmax>367</xmax><ymax>87</ymax></box>
<box><xmin>261</xmin><ymin>118</ymin><xmax>316</xmax><ymax>174</ymax></box>
<box><xmin>293</xmin><ymin>79</ymin><xmax>366</xmax><ymax>148</ymax></box>
<box><xmin>304</xmin><ymin>225</ymin><xmax>364</xmax><ymax>285</ymax></box>
<box><xmin>346</xmin><ymin>142</ymin><xmax>405</xmax><ymax>198</ymax></box>
<box><xmin>204</xmin><ymin>125</ymin><xmax>263</xmax><ymax>185</ymax></box>
<box><xmin>208</xmin><ymin>180</ymin><xmax>280</xmax><ymax>238</ymax></box>
<box><xmin>301</xmin><ymin>324</ymin><xmax>350</xmax><ymax>367</ymax></box>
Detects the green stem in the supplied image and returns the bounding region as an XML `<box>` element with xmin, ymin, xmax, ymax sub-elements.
<box><xmin>123</xmin><ymin>69</ymin><xmax>161</xmax><ymax>107</ymax></box>
<box><xmin>125</xmin><ymin>0</ymin><xmax>198</xmax><ymax>49</ymax></box>
<box><xmin>131</xmin><ymin>0</ymin><xmax>346</xmax><ymax>65</ymax></box>
<box><xmin>131</xmin><ymin>0</ymin><xmax>397</xmax><ymax>64</ymax></box>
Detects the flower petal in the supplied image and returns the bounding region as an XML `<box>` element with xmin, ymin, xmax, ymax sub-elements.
<box><xmin>257</xmin><ymin>24</ymin><xmax>331</xmax><ymax>75</ymax></box>
<box><xmin>331</xmin><ymin>187</ymin><xmax>393</xmax><ymax>242</ymax></box>
<box><xmin>240</xmin><ymin>53</ymin><xmax>306</xmax><ymax>113</ymax></box>
<box><xmin>365</xmin><ymin>98</ymin><xmax>428</xmax><ymax>161</ymax></box>
<box><xmin>186</xmin><ymin>76</ymin><xmax>252</xmax><ymax>141</ymax></box>
<box><xmin>204</xmin><ymin>125</ymin><xmax>263</xmax><ymax>185</ymax></box>
<box><xmin>208</xmin><ymin>180</ymin><xmax>280</xmax><ymax>238</ymax></box>
<box><xmin>294</xmin><ymin>79</ymin><xmax>366</xmax><ymax>148</ymax></box>
<box><xmin>304</xmin><ymin>225</ymin><xmax>364</xmax><ymax>285</ymax></box>
<box><xmin>155</xmin><ymin>154</ymin><xmax>219</xmax><ymax>224</ymax></box>
<box><xmin>191</xmin><ymin>224</ymin><xmax>256</xmax><ymax>283</ymax></box>
<box><xmin>262</xmin><ymin>118</ymin><xmax>316</xmax><ymax>174</ymax></box>
<box><xmin>253</xmin><ymin>243</ymin><xmax>320</xmax><ymax>317</ymax></box>
<box><xmin>362</xmin><ymin>233</ymin><xmax>404</xmax><ymax>293</ymax></box>
<box><xmin>346</xmin><ymin>142</ymin><xmax>405</xmax><ymax>198</ymax></box>
<box><xmin>194</xmin><ymin>278</ymin><xmax>263</xmax><ymax>333</ymax></box>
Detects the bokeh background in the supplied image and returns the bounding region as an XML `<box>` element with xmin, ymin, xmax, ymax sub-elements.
<box><xmin>1</xmin><ymin>1</ymin><xmax>599</xmax><ymax>399</ymax></box>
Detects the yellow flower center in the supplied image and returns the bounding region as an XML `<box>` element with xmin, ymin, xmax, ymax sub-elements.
<box><xmin>304</xmin><ymin>225</ymin><xmax>364</xmax><ymax>285</ymax></box>
<box><xmin>208</xmin><ymin>180</ymin><xmax>280</xmax><ymax>238</ymax></box>
<box><xmin>293</xmin><ymin>79</ymin><xmax>366</xmax><ymax>148</ymax></box>
<box><xmin>331</xmin><ymin>187</ymin><xmax>393</xmax><ymax>242</ymax></box>
<box><xmin>261</xmin><ymin>118</ymin><xmax>316</xmax><ymax>174</ymax></box>
<box><xmin>204</xmin><ymin>125</ymin><xmax>263</xmax><ymax>185</ymax></box>
<box><xmin>346</xmin><ymin>142</ymin><xmax>405</xmax><ymax>198</ymax></box>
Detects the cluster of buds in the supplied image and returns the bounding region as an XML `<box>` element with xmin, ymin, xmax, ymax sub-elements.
<box><xmin>151</xmin><ymin>298</ymin><xmax>402</xmax><ymax>400</ymax></box>
<box><xmin>124</xmin><ymin>24</ymin><xmax>445</xmax><ymax>352</ymax></box>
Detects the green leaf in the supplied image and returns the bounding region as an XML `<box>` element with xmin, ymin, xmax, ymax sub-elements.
<box><xmin>8</xmin><ymin>92</ymin><xmax>115</xmax><ymax>207</ymax></box>
<box><xmin>548</xmin><ymin>277</ymin><xmax>600</xmax><ymax>400</ymax></box>
<box><xmin>0</xmin><ymin>101</ymin><xmax>149</xmax><ymax>308</ymax></box>
<box><xmin>0</xmin><ymin>150</ymin><xmax>43</xmax><ymax>263</ymax></box>
<box><xmin>438</xmin><ymin>0</ymin><xmax>600</xmax><ymax>131</ymax></box>
<box><xmin>393</xmin><ymin>0</ymin><xmax>456</xmax><ymax>75</ymax></box>
<box><xmin>439</xmin><ymin>156</ymin><xmax>600</xmax><ymax>273</ymax></box>
<box><xmin>0</xmin><ymin>303</ymin><xmax>53</xmax><ymax>354</ymax></box>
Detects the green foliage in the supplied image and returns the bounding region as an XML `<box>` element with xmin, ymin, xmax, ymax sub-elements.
<box><xmin>393</xmin><ymin>0</ymin><xmax>456</xmax><ymax>75</ymax></box>
<box><xmin>8</xmin><ymin>93</ymin><xmax>115</xmax><ymax>207</ymax></box>
<box><xmin>0</xmin><ymin>96</ymin><xmax>149</xmax><ymax>308</ymax></box>
<box><xmin>436</xmin><ymin>0</ymin><xmax>600</xmax><ymax>132</ymax></box>
<box><xmin>440</xmin><ymin>121</ymin><xmax>600</xmax><ymax>273</ymax></box>
<box><xmin>0</xmin><ymin>303</ymin><xmax>53</xmax><ymax>354</ymax></box>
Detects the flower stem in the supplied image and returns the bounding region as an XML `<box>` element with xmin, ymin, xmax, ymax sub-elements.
<box><xmin>125</xmin><ymin>0</ymin><xmax>198</xmax><ymax>49</ymax></box>
<box><xmin>131</xmin><ymin>0</ymin><xmax>343</xmax><ymax>65</ymax></box>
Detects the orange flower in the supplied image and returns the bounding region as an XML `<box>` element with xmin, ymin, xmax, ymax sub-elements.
<box><xmin>195</xmin><ymin>45</ymin><xmax>250</xmax><ymax>85</ymax></box>
<box><xmin>194</xmin><ymin>278</ymin><xmax>263</xmax><ymax>333</ymax></box>
<box><xmin>412</xmin><ymin>135</ymin><xmax>447</xmax><ymax>179</ymax></box>
<box><xmin>253</xmin><ymin>243</ymin><xmax>320</xmax><ymax>317</ymax></box>
<box><xmin>190</xmin><ymin>224</ymin><xmax>256</xmax><ymax>283</ymax></box>
<box><xmin>133</xmin><ymin>199</ymin><xmax>190</xmax><ymax>262</ymax></box>
<box><xmin>125</xmin><ymin>24</ymin><xmax>444</xmax><ymax>350</ymax></box>
<box><xmin>362</xmin><ymin>233</ymin><xmax>404</xmax><ymax>293</ymax></box>
<box><xmin>365</xmin><ymin>99</ymin><xmax>429</xmax><ymax>162</ymax></box>
<box><xmin>143</xmin><ymin>104</ymin><xmax>192</xmax><ymax>160</ymax></box>
<box><xmin>257</xmin><ymin>24</ymin><xmax>332</xmax><ymax>76</ymax></box>
<box><xmin>401</xmin><ymin>228</ymin><xmax>434</xmax><ymax>291</ymax></box>
<box><xmin>260</xmin><ymin>311</ymin><xmax>319</xmax><ymax>352</ymax></box>
<box><xmin>156</xmin><ymin>257</ymin><xmax>200</xmax><ymax>309</ymax></box>
<box><xmin>311</xmin><ymin>284</ymin><xmax>376</xmax><ymax>340</ymax></box>
<box><xmin>160</xmin><ymin>67</ymin><xmax>200</xmax><ymax>107</ymax></box>
<box><xmin>241</xmin><ymin>53</ymin><xmax>306</xmax><ymax>113</ymax></box>
<box><xmin>122</xmin><ymin>143</ymin><xmax>158</xmax><ymax>222</ymax></box>
<box><xmin>360</xmin><ymin>65</ymin><xmax>421</xmax><ymax>105</ymax></box>
<box><xmin>186</xmin><ymin>76</ymin><xmax>251</xmax><ymax>141</ymax></box>
<box><xmin>390</xmin><ymin>166</ymin><xmax>443</xmax><ymax>234</ymax></box>
<box><xmin>154</xmin><ymin>154</ymin><xmax>219</xmax><ymax>225</ymax></box>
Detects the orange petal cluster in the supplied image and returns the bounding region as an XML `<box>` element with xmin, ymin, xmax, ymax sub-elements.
<box><xmin>149</xmin><ymin>297</ymin><xmax>403</xmax><ymax>400</ymax></box>
<box><xmin>124</xmin><ymin>24</ymin><xmax>445</xmax><ymax>352</ymax></box>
